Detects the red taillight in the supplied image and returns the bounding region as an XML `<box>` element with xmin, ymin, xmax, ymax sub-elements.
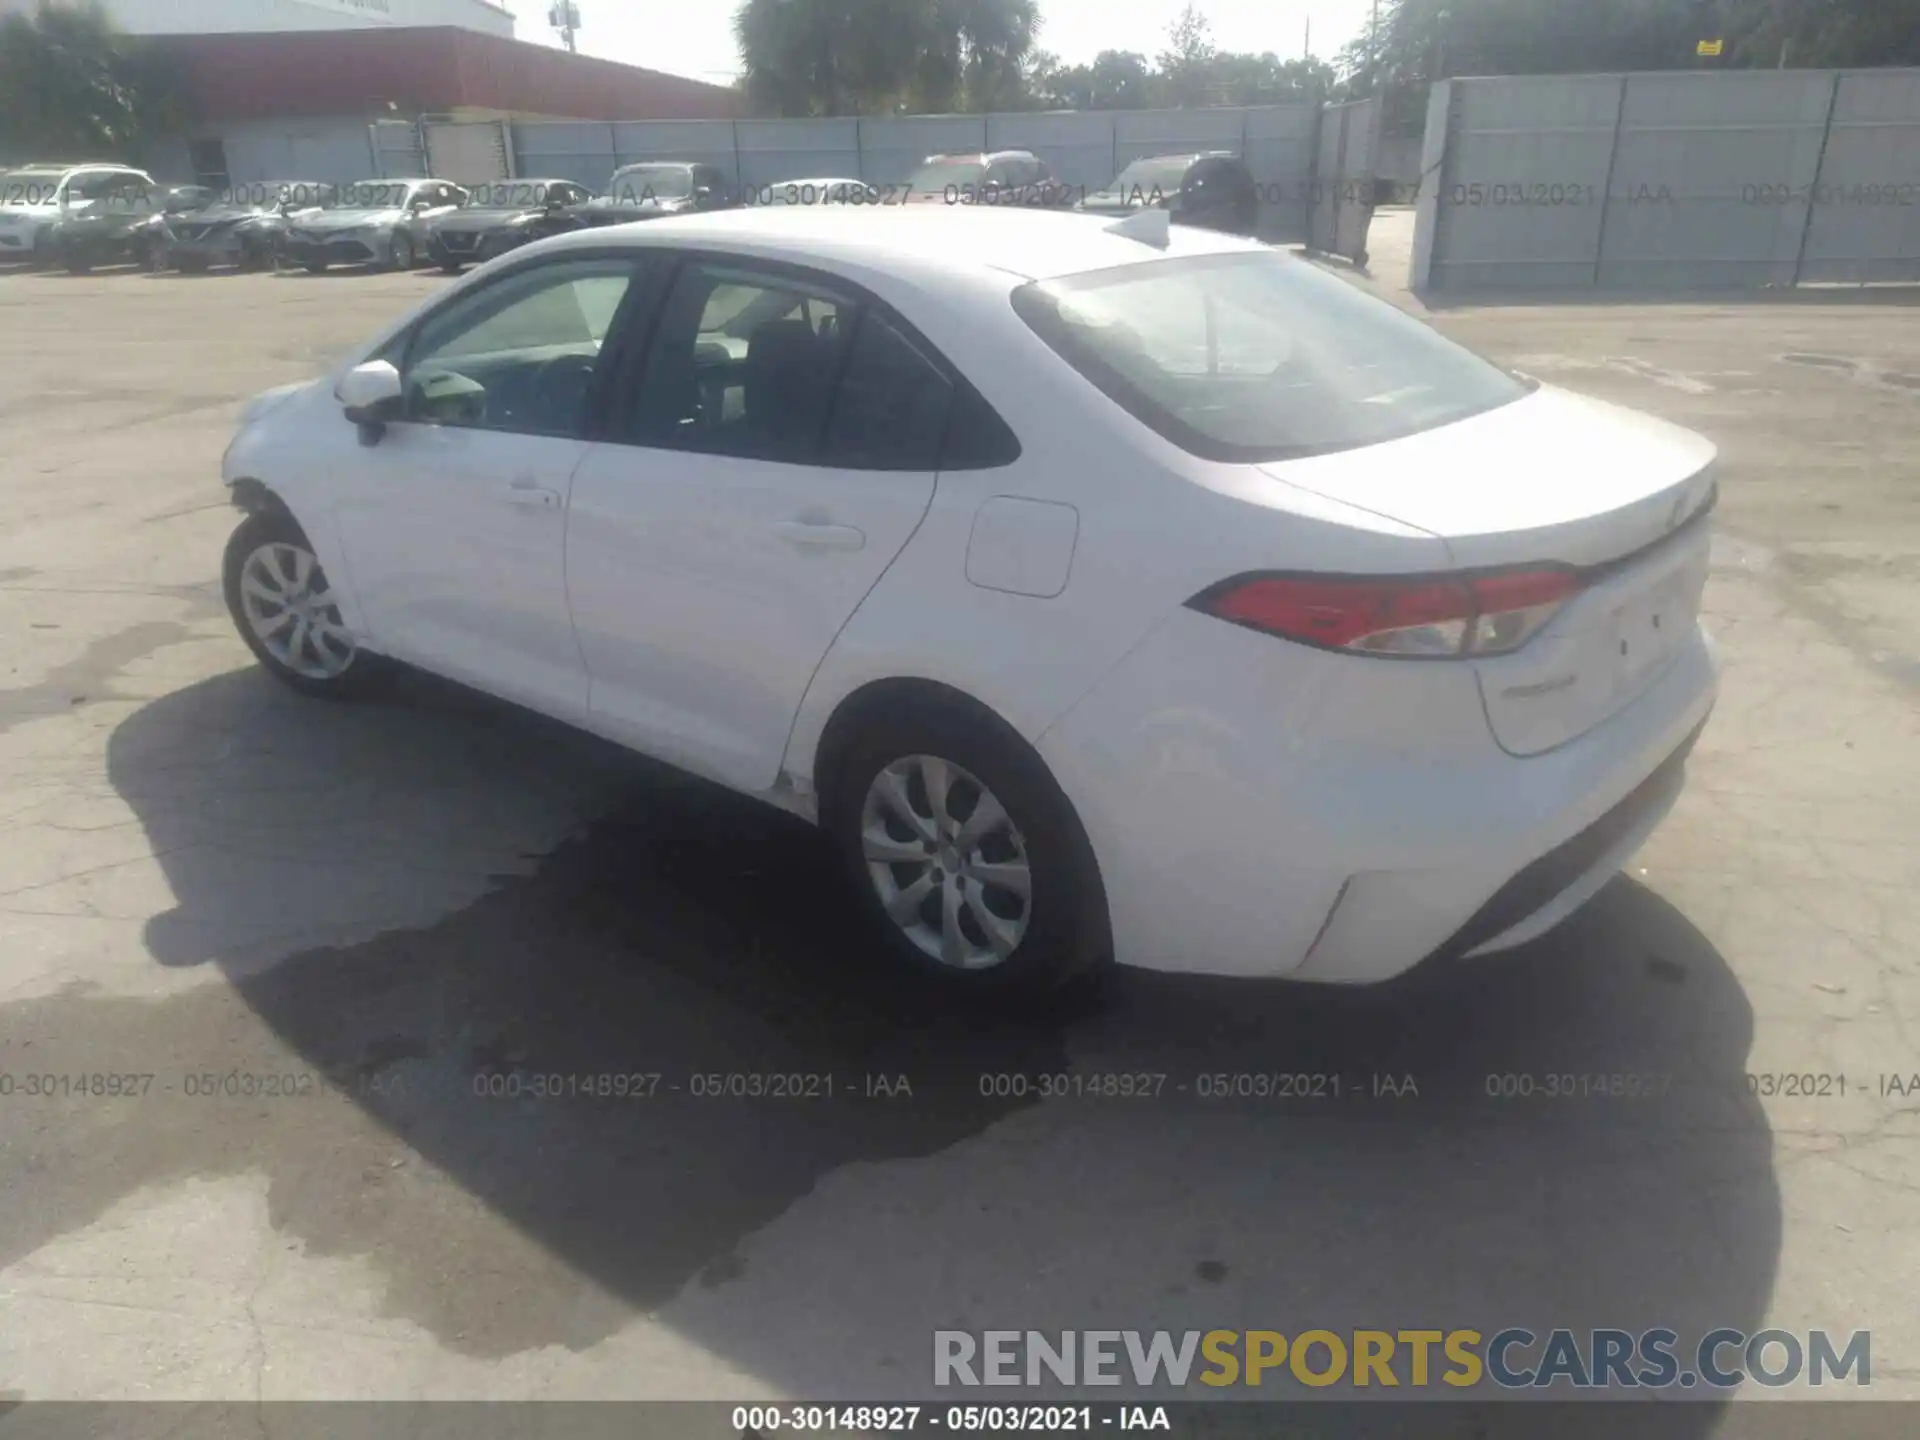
<box><xmin>1192</xmin><ymin>568</ymin><xmax>1583</xmax><ymax>659</ymax></box>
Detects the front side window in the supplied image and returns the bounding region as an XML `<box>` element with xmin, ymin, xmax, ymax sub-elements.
<box><xmin>1011</xmin><ymin>251</ymin><xmax>1530</xmax><ymax>463</ymax></box>
<box><xmin>403</xmin><ymin>256</ymin><xmax>643</xmax><ymax>437</ymax></box>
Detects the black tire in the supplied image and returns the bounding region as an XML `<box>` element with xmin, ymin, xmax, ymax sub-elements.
<box><xmin>62</xmin><ymin>245</ymin><xmax>92</xmax><ymax>276</ymax></box>
<box><xmin>223</xmin><ymin>510</ymin><xmax>383</xmax><ymax>700</ymax></box>
<box><xmin>303</xmin><ymin>260</ymin><xmax>328</xmax><ymax>274</ymax></box>
<box><xmin>821</xmin><ymin>695</ymin><xmax>1109</xmax><ymax>997</ymax></box>
<box><xmin>176</xmin><ymin>254</ymin><xmax>210</xmax><ymax>274</ymax></box>
<box><xmin>387</xmin><ymin>232</ymin><xmax>414</xmax><ymax>271</ymax></box>
<box><xmin>439</xmin><ymin>260</ymin><xmax>464</xmax><ymax>275</ymax></box>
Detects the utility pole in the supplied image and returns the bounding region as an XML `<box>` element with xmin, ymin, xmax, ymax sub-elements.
<box><xmin>1304</xmin><ymin>15</ymin><xmax>1311</xmax><ymax>59</ymax></box>
<box><xmin>548</xmin><ymin>1</ymin><xmax>580</xmax><ymax>54</ymax></box>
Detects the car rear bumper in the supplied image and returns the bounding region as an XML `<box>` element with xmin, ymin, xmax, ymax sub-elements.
<box><xmin>1037</xmin><ymin>606</ymin><xmax>1720</xmax><ymax>982</ymax></box>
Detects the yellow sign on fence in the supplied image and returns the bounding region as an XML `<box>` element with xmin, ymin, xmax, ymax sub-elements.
<box><xmin>1697</xmin><ymin>38</ymin><xmax>1724</xmax><ymax>56</ymax></box>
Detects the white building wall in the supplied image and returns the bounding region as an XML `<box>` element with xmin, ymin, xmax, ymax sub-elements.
<box><xmin>0</xmin><ymin>0</ymin><xmax>515</xmax><ymax>38</ymax></box>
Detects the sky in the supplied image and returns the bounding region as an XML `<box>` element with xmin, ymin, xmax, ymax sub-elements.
<box><xmin>503</xmin><ymin>0</ymin><xmax>1378</xmax><ymax>86</ymax></box>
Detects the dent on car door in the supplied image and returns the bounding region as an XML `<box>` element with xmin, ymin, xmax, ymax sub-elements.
<box><xmin>565</xmin><ymin>257</ymin><xmax>955</xmax><ymax>790</ymax></box>
<box><xmin>327</xmin><ymin>253</ymin><xmax>650</xmax><ymax>718</ymax></box>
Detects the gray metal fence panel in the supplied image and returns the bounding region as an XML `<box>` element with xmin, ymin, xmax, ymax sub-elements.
<box><xmin>1242</xmin><ymin>103</ymin><xmax>1319</xmax><ymax>241</ymax></box>
<box><xmin>366</xmin><ymin>119</ymin><xmax>425</xmax><ymax>180</ymax></box>
<box><xmin>986</xmin><ymin>110</ymin><xmax>1115</xmax><ymax>188</ymax></box>
<box><xmin>1427</xmin><ymin>73</ymin><xmax>1623</xmax><ymax>291</ymax></box>
<box><xmin>1415</xmin><ymin>67</ymin><xmax>1920</xmax><ymax>292</ymax></box>
<box><xmin>513</xmin><ymin>121</ymin><xmax>617</xmax><ymax>188</ymax></box>
<box><xmin>1600</xmin><ymin>70</ymin><xmax>1833</xmax><ymax>289</ymax></box>
<box><xmin>1798</xmin><ymin>69</ymin><xmax>1920</xmax><ymax>283</ymax></box>
<box><xmin>735</xmin><ymin>118</ymin><xmax>861</xmax><ymax>188</ymax></box>
<box><xmin>856</xmin><ymin>117</ymin><xmax>989</xmax><ymax>186</ymax></box>
<box><xmin>508</xmin><ymin>103</ymin><xmax>1316</xmax><ymax>227</ymax></box>
<box><xmin>1308</xmin><ymin>97</ymin><xmax>1381</xmax><ymax>262</ymax></box>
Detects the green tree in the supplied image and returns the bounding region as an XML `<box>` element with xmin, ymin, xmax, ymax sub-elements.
<box><xmin>734</xmin><ymin>0</ymin><xmax>1041</xmax><ymax>116</ymax></box>
<box><xmin>1156</xmin><ymin>4</ymin><xmax>1219</xmax><ymax>107</ymax></box>
<box><xmin>1030</xmin><ymin>49</ymin><xmax>1157</xmax><ymax>109</ymax></box>
<box><xmin>0</xmin><ymin>1</ymin><xmax>185</xmax><ymax>162</ymax></box>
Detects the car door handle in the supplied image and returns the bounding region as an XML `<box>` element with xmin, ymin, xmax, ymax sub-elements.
<box><xmin>772</xmin><ymin>520</ymin><xmax>866</xmax><ymax>551</ymax></box>
<box><xmin>503</xmin><ymin>479</ymin><xmax>561</xmax><ymax>510</ymax></box>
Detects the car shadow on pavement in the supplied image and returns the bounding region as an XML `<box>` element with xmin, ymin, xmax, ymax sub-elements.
<box><xmin>74</xmin><ymin>665</ymin><xmax>1780</xmax><ymax>1417</ymax></box>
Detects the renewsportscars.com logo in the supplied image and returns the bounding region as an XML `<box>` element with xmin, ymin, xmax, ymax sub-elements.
<box><xmin>934</xmin><ymin>1328</ymin><xmax>1872</xmax><ymax>1391</ymax></box>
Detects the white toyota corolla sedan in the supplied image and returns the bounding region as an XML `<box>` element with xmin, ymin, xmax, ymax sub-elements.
<box><xmin>218</xmin><ymin>205</ymin><xmax>1719</xmax><ymax>995</ymax></box>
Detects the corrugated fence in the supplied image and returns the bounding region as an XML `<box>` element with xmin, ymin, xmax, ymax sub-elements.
<box><xmin>1413</xmin><ymin>68</ymin><xmax>1920</xmax><ymax>291</ymax></box>
<box><xmin>511</xmin><ymin>107</ymin><xmax>1322</xmax><ymax>240</ymax></box>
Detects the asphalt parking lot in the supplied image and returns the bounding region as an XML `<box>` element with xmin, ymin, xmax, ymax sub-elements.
<box><xmin>0</xmin><ymin>234</ymin><xmax>1917</xmax><ymax>1425</ymax></box>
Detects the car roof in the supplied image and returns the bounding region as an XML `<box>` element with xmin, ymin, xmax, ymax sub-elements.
<box><xmin>611</xmin><ymin>160</ymin><xmax>695</xmax><ymax>170</ymax></box>
<box><xmin>12</xmin><ymin>162</ymin><xmax>145</xmax><ymax>177</ymax></box>
<box><xmin>538</xmin><ymin>202</ymin><xmax>1263</xmax><ymax>283</ymax></box>
<box><xmin>924</xmin><ymin>150</ymin><xmax>1036</xmax><ymax>164</ymax></box>
<box><xmin>1119</xmin><ymin>151</ymin><xmax>1239</xmax><ymax>168</ymax></box>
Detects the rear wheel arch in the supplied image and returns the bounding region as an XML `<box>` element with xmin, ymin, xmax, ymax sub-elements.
<box><xmin>806</xmin><ymin>675</ymin><xmax>1113</xmax><ymax>990</ymax></box>
<box><xmin>812</xmin><ymin>678</ymin><xmax>1112</xmax><ymax>941</ymax></box>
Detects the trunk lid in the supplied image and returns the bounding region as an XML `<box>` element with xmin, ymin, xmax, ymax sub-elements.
<box><xmin>1259</xmin><ymin>384</ymin><xmax>1717</xmax><ymax>755</ymax></box>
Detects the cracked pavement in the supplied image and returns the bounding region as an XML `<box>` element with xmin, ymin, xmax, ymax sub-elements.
<box><xmin>0</xmin><ymin>235</ymin><xmax>1915</xmax><ymax>1425</ymax></box>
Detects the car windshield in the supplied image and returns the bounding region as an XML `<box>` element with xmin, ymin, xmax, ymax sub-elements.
<box><xmin>606</xmin><ymin>167</ymin><xmax>692</xmax><ymax>203</ymax></box>
<box><xmin>1011</xmin><ymin>250</ymin><xmax>1530</xmax><ymax>463</ymax></box>
<box><xmin>327</xmin><ymin>182</ymin><xmax>408</xmax><ymax>209</ymax></box>
<box><xmin>1107</xmin><ymin>157</ymin><xmax>1198</xmax><ymax>194</ymax></box>
<box><xmin>763</xmin><ymin>179</ymin><xmax>871</xmax><ymax>204</ymax></box>
<box><xmin>906</xmin><ymin>159</ymin><xmax>988</xmax><ymax>192</ymax></box>
<box><xmin>218</xmin><ymin>181</ymin><xmax>335</xmax><ymax>210</ymax></box>
<box><xmin>1</xmin><ymin>171</ymin><xmax>68</xmax><ymax>206</ymax></box>
<box><xmin>468</xmin><ymin>181</ymin><xmax>567</xmax><ymax>209</ymax></box>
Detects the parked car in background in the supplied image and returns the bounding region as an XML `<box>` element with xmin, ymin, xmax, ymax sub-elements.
<box><xmin>214</xmin><ymin>206</ymin><xmax>1721</xmax><ymax>997</ymax></box>
<box><xmin>160</xmin><ymin>181</ymin><xmax>337</xmax><ymax>272</ymax></box>
<box><xmin>574</xmin><ymin>162</ymin><xmax>735</xmax><ymax>226</ymax></box>
<box><xmin>0</xmin><ymin>163</ymin><xmax>161</xmax><ymax>271</ymax></box>
<box><xmin>903</xmin><ymin>150</ymin><xmax>1071</xmax><ymax>207</ymax></box>
<box><xmin>750</xmin><ymin>178</ymin><xmax>879</xmax><ymax>206</ymax></box>
<box><xmin>281</xmin><ymin>178</ymin><xmax>467</xmax><ymax>273</ymax></box>
<box><xmin>135</xmin><ymin>185</ymin><xmax>219</xmax><ymax>264</ymax></box>
<box><xmin>424</xmin><ymin>178</ymin><xmax>594</xmax><ymax>273</ymax></box>
<box><xmin>1078</xmin><ymin>152</ymin><xmax>1260</xmax><ymax>236</ymax></box>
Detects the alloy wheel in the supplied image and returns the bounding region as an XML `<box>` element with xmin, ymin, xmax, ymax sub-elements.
<box><xmin>860</xmin><ymin>754</ymin><xmax>1032</xmax><ymax>969</ymax></box>
<box><xmin>237</xmin><ymin>541</ymin><xmax>355</xmax><ymax>681</ymax></box>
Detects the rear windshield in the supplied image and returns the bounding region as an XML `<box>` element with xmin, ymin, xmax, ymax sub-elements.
<box><xmin>1010</xmin><ymin>251</ymin><xmax>1529</xmax><ymax>462</ymax></box>
<box><xmin>1108</xmin><ymin>157</ymin><xmax>1196</xmax><ymax>193</ymax></box>
<box><xmin>907</xmin><ymin>159</ymin><xmax>987</xmax><ymax>192</ymax></box>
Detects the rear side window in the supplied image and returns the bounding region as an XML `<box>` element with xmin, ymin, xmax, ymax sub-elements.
<box><xmin>1010</xmin><ymin>251</ymin><xmax>1528</xmax><ymax>463</ymax></box>
<box><xmin>823</xmin><ymin>314</ymin><xmax>953</xmax><ymax>471</ymax></box>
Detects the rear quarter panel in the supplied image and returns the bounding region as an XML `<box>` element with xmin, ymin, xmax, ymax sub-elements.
<box><xmin>779</xmin><ymin>267</ymin><xmax>1457</xmax><ymax>790</ymax></box>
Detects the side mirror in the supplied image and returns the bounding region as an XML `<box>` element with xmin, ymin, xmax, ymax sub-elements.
<box><xmin>695</xmin><ymin>185</ymin><xmax>713</xmax><ymax>202</ymax></box>
<box><xmin>335</xmin><ymin>360</ymin><xmax>403</xmax><ymax>440</ymax></box>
